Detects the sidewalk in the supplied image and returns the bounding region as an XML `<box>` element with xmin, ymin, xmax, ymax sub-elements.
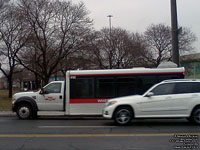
<box><xmin>0</xmin><ymin>111</ymin><xmax>16</xmax><ymax>117</ymax></box>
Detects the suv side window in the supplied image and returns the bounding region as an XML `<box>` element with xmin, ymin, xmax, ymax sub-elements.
<box><xmin>174</xmin><ymin>82</ymin><xmax>200</xmax><ymax>94</ymax></box>
<box><xmin>192</xmin><ymin>82</ymin><xmax>200</xmax><ymax>93</ymax></box>
<box><xmin>150</xmin><ymin>83</ymin><xmax>176</xmax><ymax>96</ymax></box>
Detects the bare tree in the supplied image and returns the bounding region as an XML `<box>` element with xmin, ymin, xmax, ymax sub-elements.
<box><xmin>0</xmin><ymin>3</ymin><xmax>30</xmax><ymax>97</ymax></box>
<box><xmin>144</xmin><ymin>24</ymin><xmax>172</xmax><ymax>67</ymax></box>
<box><xmin>178</xmin><ymin>27</ymin><xmax>197</xmax><ymax>55</ymax></box>
<box><xmin>84</xmin><ymin>27</ymin><xmax>144</xmax><ymax>69</ymax></box>
<box><xmin>17</xmin><ymin>0</ymin><xmax>92</xmax><ymax>85</ymax></box>
<box><xmin>128</xmin><ymin>33</ymin><xmax>150</xmax><ymax>67</ymax></box>
<box><xmin>144</xmin><ymin>24</ymin><xmax>196</xmax><ymax>67</ymax></box>
<box><xmin>82</xmin><ymin>30</ymin><xmax>107</xmax><ymax>69</ymax></box>
<box><xmin>0</xmin><ymin>0</ymin><xmax>9</xmax><ymax>12</ymax></box>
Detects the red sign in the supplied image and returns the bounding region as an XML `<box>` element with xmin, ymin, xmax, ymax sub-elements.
<box><xmin>70</xmin><ymin>99</ymin><xmax>109</xmax><ymax>103</ymax></box>
<box><xmin>45</xmin><ymin>97</ymin><xmax>56</xmax><ymax>101</ymax></box>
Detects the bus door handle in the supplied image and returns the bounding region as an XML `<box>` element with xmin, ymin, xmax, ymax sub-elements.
<box><xmin>59</xmin><ymin>95</ymin><xmax>62</xmax><ymax>99</ymax></box>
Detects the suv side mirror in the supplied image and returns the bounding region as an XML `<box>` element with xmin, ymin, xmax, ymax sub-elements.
<box><xmin>146</xmin><ymin>92</ymin><xmax>154</xmax><ymax>97</ymax></box>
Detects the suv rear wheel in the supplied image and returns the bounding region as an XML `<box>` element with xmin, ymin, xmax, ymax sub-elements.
<box><xmin>113</xmin><ymin>106</ymin><xmax>133</xmax><ymax>125</ymax></box>
<box><xmin>190</xmin><ymin>107</ymin><xmax>200</xmax><ymax>124</ymax></box>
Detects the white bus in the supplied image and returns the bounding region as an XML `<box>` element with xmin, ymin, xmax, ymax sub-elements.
<box><xmin>12</xmin><ymin>66</ymin><xmax>185</xmax><ymax>119</ymax></box>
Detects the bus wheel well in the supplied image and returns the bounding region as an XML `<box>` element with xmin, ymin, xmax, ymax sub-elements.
<box><xmin>112</xmin><ymin>105</ymin><xmax>134</xmax><ymax>119</ymax></box>
<box><xmin>15</xmin><ymin>101</ymin><xmax>31</xmax><ymax>110</ymax></box>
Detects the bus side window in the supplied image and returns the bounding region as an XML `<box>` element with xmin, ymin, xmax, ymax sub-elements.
<box><xmin>116</xmin><ymin>77</ymin><xmax>137</xmax><ymax>97</ymax></box>
<box><xmin>43</xmin><ymin>83</ymin><xmax>61</xmax><ymax>94</ymax></box>
<box><xmin>96</xmin><ymin>78</ymin><xmax>115</xmax><ymax>98</ymax></box>
<box><xmin>138</xmin><ymin>76</ymin><xmax>157</xmax><ymax>94</ymax></box>
<box><xmin>70</xmin><ymin>78</ymin><xmax>94</xmax><ymax>99</ymax></box>
<box><xmin>158</xmin><ymin>74</ymin><xmax>180</xmax><ymax>82</ymax></box>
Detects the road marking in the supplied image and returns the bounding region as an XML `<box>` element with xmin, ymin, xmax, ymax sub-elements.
<box><xmin>38</xmin><ymin>126</ymin><xmax>117</xmax><ymax>128</ymax></box>
<box><xmin>0</xmin><ymin>133</ymin><xmax>200</xmax><ymax>138</ymax></box>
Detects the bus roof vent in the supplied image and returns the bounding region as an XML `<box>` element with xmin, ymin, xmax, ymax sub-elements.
<box><xmin>157</xmin><ymin>61</ymin><xmax>178</xmax><ymax>68</ymax></box>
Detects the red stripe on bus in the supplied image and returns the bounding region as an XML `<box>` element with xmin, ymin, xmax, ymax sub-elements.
<box><xmin>70</xmin><ymin>72</ymin><xmax>184</xmax><ymax>77</ymax></box>
<box><xmin>70</xmin><ymin>99</ymin><xmax>109</xmax><ymax>103</ymax></box>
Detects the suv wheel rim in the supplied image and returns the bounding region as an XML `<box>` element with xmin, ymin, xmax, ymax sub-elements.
<box><xmin>18</xmin><ymin>106</ymin><xmax>30</xmax><ymax>119</ymax></box>
<box><xmin>194</xmin><ymin>109</ymin><xmax>200</xmax><ymax>124</ymax></box>
<box><xmin>116</xmin><ymin>109</ymin><xmax>131</xmax><ymax>124</ymax></box>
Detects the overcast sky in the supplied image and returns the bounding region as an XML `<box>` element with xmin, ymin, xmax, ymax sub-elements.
<box><xmin>71</xmin><ymin>0</ymin><xmax>200</xmax><ymax>53</ymax></box>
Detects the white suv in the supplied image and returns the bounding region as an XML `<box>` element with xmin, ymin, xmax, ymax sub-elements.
<box><xmin>103</xmin><ymin>79</ymin><xmax>200</xmax><ymax>125</ymax></box>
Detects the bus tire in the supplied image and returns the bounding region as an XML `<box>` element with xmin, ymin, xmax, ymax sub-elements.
<box><xmin>113</xmin><ymin>106</ymin><xmax>133</xmax><ymax>125</ymax></box>
<box><xmin>16</xmin><ymin>104</ymin><xmax>32</xmax><ymax>119</ymax></box>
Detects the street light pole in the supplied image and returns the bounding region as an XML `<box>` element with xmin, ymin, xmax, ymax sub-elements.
<box><xmin>107</xmin><ymin>15</ymin><xmax>113</xmax><ymax>38</ymax></box>
<box><xmin>171</xmin><ymin>0</ymin><xmax>180</xmax><ymax>67</ymax></box>
<box><xmin>107</xmin><ymin>15</ymin><xmax>113</xmax><ymax>69</ymax></box>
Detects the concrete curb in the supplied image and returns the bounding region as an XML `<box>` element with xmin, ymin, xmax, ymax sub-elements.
<box><xmin>0</xmin><ymin>111</ymin><xmax>105</xmax><ymax>119</ymax></box>
<box><xmin>0</xmin><ymin>111</ymin><xmax>16</xmax><ymax>117</ymax></box>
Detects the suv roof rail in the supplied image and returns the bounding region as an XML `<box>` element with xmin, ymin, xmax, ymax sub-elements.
<box><xmin>162</xmin><ymin>79</ymin><xmax>200</xmax><ymax>83</ymax></box>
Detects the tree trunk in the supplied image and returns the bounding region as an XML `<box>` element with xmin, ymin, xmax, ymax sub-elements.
<box><xmin>43</xmin><ymin>77</ymin><xmax>50</xmax><ymax>86</ymax></box>
<box><xmin>8</xmin><ymin>77</ymin><xmax>13</xmax><ymax>98</ymax></box>
<box><xmin>34</xmin><ymin>73</ymin><xmax>40</xmax><ymax>90</ymax></box>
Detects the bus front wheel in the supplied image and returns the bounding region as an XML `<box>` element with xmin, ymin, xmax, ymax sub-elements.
<box><xmin>16</xmin><ymin>104</ymin><xmax>32</xmax><ymax>119</ymax></box>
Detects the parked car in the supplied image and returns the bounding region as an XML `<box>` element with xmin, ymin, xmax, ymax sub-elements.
<box><xmin>103</xmin><ymin>79</ymin><xmax>200</xmax><ymax>125</ymax></box>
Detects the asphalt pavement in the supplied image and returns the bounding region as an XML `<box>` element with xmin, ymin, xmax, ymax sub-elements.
<box><xmin>0</xmin><ymin>117</ymin><xmax>199</xmax><ymax>150</ymax></box>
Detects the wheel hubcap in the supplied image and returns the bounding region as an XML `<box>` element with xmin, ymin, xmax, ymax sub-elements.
<box><xmin>19</xmin><ymin>107</ymin><xmax>30</xmax><ymax>118</ymax></box>
<box><xmin>116</xmin><ymin>109</ymin><xmax>131</xmax><ymax>124</ymax></box>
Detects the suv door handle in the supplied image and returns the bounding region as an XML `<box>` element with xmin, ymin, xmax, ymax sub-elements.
<box><xmin>165</xmin><ymin>96</ymin><xmax>172</xmax><ymax>100</ymax></box>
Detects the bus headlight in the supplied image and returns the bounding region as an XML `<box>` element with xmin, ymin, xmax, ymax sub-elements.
<box><xmin>12</xmin><ymin>98</ymin><xmax>16</xmax><ymax>104</ymax></box>
<box><xmin>12</xmin><ymin>95</ymin><xmax>16</xmax><ymax>104</ymax></box>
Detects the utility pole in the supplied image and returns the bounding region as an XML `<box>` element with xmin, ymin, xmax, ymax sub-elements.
<box><xmin>171</xmin><ymin>0</ymin><xmax>180</xmax><ymax>66</ymax></box>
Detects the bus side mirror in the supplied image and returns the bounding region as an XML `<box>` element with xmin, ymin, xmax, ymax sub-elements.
<box><xmin>39</xmin><ymin>88</ymin><xmax>44</xmax><ymax>95</ymax></box>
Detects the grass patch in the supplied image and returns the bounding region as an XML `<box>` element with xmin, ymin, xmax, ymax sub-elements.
<box><xmin>0</xmin><ymin>90</ymin><xmax>20</xmax><ymax>111</ymax></box>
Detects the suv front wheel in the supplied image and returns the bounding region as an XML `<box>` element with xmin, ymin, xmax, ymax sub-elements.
<box><xmin>113</xmin><ymin>106</ymin><xmax>133</xmax><ymax>125</ymax></box>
